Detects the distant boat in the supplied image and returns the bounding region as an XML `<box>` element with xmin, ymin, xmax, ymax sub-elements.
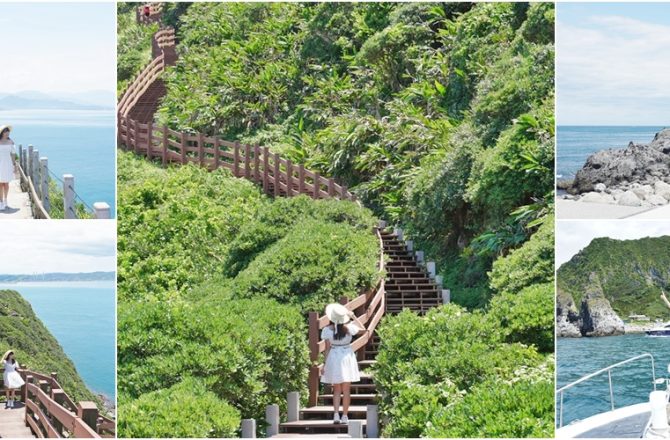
<box><xmin>646</xmin><ymin>323</ymin><xmax>670</xmax><ymax>337</ymax></box>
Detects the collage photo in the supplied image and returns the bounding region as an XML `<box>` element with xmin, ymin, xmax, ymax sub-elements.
<box><xmin>0</xmin><ymin>1</ymin><xmax>669</xmax><ymax>439</ymax></box>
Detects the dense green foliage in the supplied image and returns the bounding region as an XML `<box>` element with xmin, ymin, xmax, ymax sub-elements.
<box><xmin>558</xmin><ymin>236</ymin><xmax>670</xmax><ymax>319</ymax></box>
<box><xmin>117</xmin><ymin>153</ymin><xmax>378</xmax><ymax>436</ymax></box>
<box><xmin>152</xmin><ymin>1</ymin><xmax>554</xmax><ymax>308</ymax></box>
<box><xmin>118</xmin><ymin>378</ymin><xmax>240</xmax><ymax>438</ymax></box>
<box><xmin>117</xmin><ymin>3</ymin><xmax>158</xmax><ymax>94</ymax></box>
<box><xmin>0</xmin><ymin>291</ymin><xmax>100</xmax><ymax>406</ymax></box>
<box><xmin>46</xmin><ymin>179</ymin><xmax>91</xmax><ymax>219</ymax></box>
<box><xmin>373</xmin><ymin>304</ymin><xmax>554</xmax><ymax>438</ymax></box>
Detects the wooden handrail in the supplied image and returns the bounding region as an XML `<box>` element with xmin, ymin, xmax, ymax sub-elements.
<box><xmin>117</xmin><ymin>55</ymin><xmax>165</xmax><ymax>117</ymax></box>
<box><xmin>307</xmin><ymin>227</ymin><xmax>386</xmax><ymax>406</ymax></box>
<box><xmin>0</xmin><ymin>367</ymin><xmax>116</xmax><ymax>438</ymax></box>
<box><xmin>118</xmin><ymin>119</ymin><xmax>358</xmax><ymax>202</ymax></box>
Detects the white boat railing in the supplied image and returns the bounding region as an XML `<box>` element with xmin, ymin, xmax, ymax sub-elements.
<box><xmin>557</xmin><ymin>353</ymin><xmax>657</xmax><ymax>428</ymax></box>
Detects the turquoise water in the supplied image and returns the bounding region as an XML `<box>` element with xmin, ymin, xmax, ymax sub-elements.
<box><xmin>557</xmin><ymin>334</ymin><xmax>670</xmax><ymax>426</ymax></box>
<box><xmin>557</xmin><ymin>126</ymin><xmax>666</xmax><ymax>179</ymax></box>
<box><xmin>0</xmin><ymin>109</ymin><xmax>115</xmax><ymax>216</ymax></box>
<box><xmin>0</xmin><ymin>282</ymin><xmax>116</xmax><ymax>400</ymax></box>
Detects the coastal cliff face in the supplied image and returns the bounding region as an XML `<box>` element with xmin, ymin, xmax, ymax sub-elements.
<box><xmin>565</xmin><ymin>129</ymin><xmax>670</xmax><ymax>206</ymax></box>
<box><xmin>0</xmin><ymin>290</ymin><xmax>98</xmax><ymax>405</ymax></box>
<box><xmin>557</xmin><ymin>236</ymin><xmax>670</xmax><ymax>337</ymax></box>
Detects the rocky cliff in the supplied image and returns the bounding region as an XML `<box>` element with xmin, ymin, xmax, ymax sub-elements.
<box><xmin>563</xmin><ymin>129</ymin><xmax>670</xmax><ymax>207</ymax></box>
<box><xmin>0</xmin><ymin>290</ymin><xmax>99</xmax><ymax>405</ymax></box>
<box><xmin>557</xmin><ymin>236</ymin><xmax>670</xmax><ymax>337</ymax></box>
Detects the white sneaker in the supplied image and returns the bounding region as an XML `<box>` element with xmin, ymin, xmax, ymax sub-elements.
<box><xmin>333</xmin><ymin>413</ymin><xmax>340</xmax><ymax>424</ymax></box>
<box><xmin>0</xmin><ymin>201</ymin><xmax>5</xmax><ymax>210</ymax></box>
<box><xmin>341</xmin><ymin>415</ymin><xmax>349</xmax><ymax>424</ymax></box>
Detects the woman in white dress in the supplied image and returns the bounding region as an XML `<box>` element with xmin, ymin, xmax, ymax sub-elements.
<box><xmin>321</xmin><ymin>303</ymin><xmax>368</xmax><ymax>425</ymax></box>
<box><xmin>0</xmin><ymin>125</ymin><xmax>16</xmax><ymax>210</ymax></box>
<box><xmin>3</xmin><ymin>350</ymin><xmax>25</xmax><ymax>408</ymax></box>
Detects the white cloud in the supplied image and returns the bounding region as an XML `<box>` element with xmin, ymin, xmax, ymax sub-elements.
<box><xmin>557</xmin><ymin>15</ymin><xmax>670</xmax><ymax>125</ymax></box>
<box><xmin>556</xmin><ymin>220</ymin><xmax>670</xmax><ymax>267</ymax></box>
<box><xmin>0</xmin><ymin>221</ymin><xmax>116</xmax><ymax>274</ymax></box>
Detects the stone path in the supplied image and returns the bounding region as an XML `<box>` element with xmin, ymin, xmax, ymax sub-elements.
<box><xmin>0</xmin><ymin>402</ymin><xmax>35</xmax><ymax>438</ymax></box>
<box><xmin>0</xmin><ymin>172</ymin><xmax>33</xmax><ymax>219</ymax></box>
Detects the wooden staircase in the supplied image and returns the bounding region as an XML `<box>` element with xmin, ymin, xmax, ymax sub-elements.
<box><xmin>127</xmin><ymin>79</ymin><xmax>166</xmax><ymax>124</ymax></box>
<box><xmin>274</xmin><ymin>227</ymin><xmax>442</xmax><ymax>438</ymax></box>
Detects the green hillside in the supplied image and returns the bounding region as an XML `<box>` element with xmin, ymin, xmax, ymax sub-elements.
<box><xmin>0</xmin><ymin>291</ymin><xmax>100</xmax><ymax>405</ymax></box>
<box><xmin>557</xmin><ymin>236</ymin><xmax>670</xmax><ymax>319</ymax></box>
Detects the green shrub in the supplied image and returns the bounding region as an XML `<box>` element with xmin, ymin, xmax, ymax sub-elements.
<box><xmin>425</xmin><ymin>364</ymin><xmax>554</xmax><ymax>438</ymax></box>
<box><xmin>489</xmin><ymin>215</ymin><xmax>554</xmax><ymax>295</ymax></box>
<box><xmin>373</xmin><ymin>305</ymin><xmax>549</xmax><ymax>438</ymax></box>
<box><xmin>118</xmin><ymin>378</ymin><xmax>241</xmax><ymax>438</ymax></box>
<box><xmin>487</xmin><ymin>283</ymin><xmax>554</xmax><ymax>353</ymax></box>
<box><xmin>229</xmin><ymin>219</ymin><xmax>379</xmax><ymax>312</ymax></box>
<box><xmin>118</xmin><ymin>297</ymin><xmax>309</xmax><ymax>436</ymax></box>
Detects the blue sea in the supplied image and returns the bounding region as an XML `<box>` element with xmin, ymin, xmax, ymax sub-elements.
<box><xmin>557</xmin><ymin>334</ymin><xmax>670</xmax><ymax>427</ymax></box>
<box><xmin>557</xmin><ymin>126</ymin><xmax>666</xmax><ymax>180</ymax></box>
<box><xmin>0</xmin><ymin>109</ymin><xmax>116</xmax><ymax>216</ymax></box>
<box><xmin>0</xmin><ymin>282</ymin><xmax>116</xmax><ymax>400</ymax></box>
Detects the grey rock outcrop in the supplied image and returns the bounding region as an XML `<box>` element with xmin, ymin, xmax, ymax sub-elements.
<box><xmin>579</xmin><ymin>273</ymin><xmax>625</xmax><ymax>337</ymax></box>
<box><xmin>556</xmin><ymin>288</ymin><xmax>581</xmax><ymax>338</ymax></box>
<box><xmin>567</xmin><ymin>129</ymin><xmax>670</xmax><ymax>207</ymax></box>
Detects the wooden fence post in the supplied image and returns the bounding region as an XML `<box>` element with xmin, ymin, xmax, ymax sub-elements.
<box><xmin>133</xmin><ymin>119</ymin><xmax>140</xmax><ymax>154</ymax></box>
<box><xmin>198</xmin><ymin>133</ymin><xmax>205</xmax><ymax>167</ymax></box>
<box><xmin>162</xmin><ymin>125</ymin><xmax>168</xmax><ymax>166</ymax></box>
<box><xmin>328</xmin><ymin>178</ymin><xmax>335</xmax><ymax>197</ymax></box>
<box><xmin>273</xmin><ymin>153</ymin><xmax>280</xmax><ymax>197</ymax></box>
<box><xmin>244</xmin><ymin>144</ymin><xmax>251</xmax><ymax>178</ymax></box>
<box><xmin>180</xmin><ymin>132</ymin><xmax>187</xmax><ymax>164</ymax></box>
<box><xmin>214</xmin><ymin>138</ymin><xmax>221</xmax><ymax>170</ymax></box>
<box><xmin>63</xmin><ymin>174</ymin><xmax>76</xmax><ymax>219</ymax></box>
<box><xmin>253</xmin><ymin>144</ymin><xmax>260</xmax><ymax>182</ymax></box>
<box><xmin>233</xmin><ymin>141</ymin><xmax>240</xmax><ymax>177</ymax></box>
<box><xmin>52</xmin><ymin>389</ymin><xmax>66</xmax><ymax>435</ymax></box>
<box><xmin>298</xmin><ymin>164</ymin><xmax>305</xmax><ymax>195</ymax></box>
<box><xmin>308</xmin><ymin>312</ymin><xmax>319</xmax><ymax>406</ymax></box>
<box><xmin>263</xmin><ymin>147</ymin><xmax>270</xmax><ymax>194</ymax></box>
<box><xmin>313</xmin><ymin>172</ymin><xmax>320</xmax><ymax>200</ymax></box>
<box><xmin>40</xmin><ymin>157</ymin><xmax>50</xmax><ymax>213</ymax></box>
<box><xmin>93</xmin><ymin>202</ymin><xmax>111</xmax><ymax>219</ymax></box>
<box><xmin>286</xmin><ymin>160</ymin><xmax>294</xmax><ymax>196</ymax></box>
<box><xmin>77</xmin><ymin>401</ymin><xmax>99</xmax><ymax>431</ymax></box>
<box><xmin>146</xmin><ymin>121</ymin><xmax>154</xmax><ymax>160</ymax></box>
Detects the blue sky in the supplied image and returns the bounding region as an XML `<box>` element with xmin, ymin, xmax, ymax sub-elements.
<box><xmin>0</xmin><ymin>2</ymin><xmax>115</xmax><ymax>95</ymax></box>
<box><xmin>0</xmin><ymin>221</ymin><xmax>115</xmax><ymax>274</ymax></box>
<box><xmin>557</xmin><ymin>3</ymin><xmax>670</xmax><ymax>126</ymax></box>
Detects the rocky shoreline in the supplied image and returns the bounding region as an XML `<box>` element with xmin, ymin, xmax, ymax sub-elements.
<box><xmin>558</xmin><ymin>129</ymin><xmax>670</xmax><ymax>208</ymax></box>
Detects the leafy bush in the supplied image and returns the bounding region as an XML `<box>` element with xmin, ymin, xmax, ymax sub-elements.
<box><xmin>487</xmin><ymin>283</ymin><xmax>554</xmax><ymax>353</ymax></box>
<box><xmin>489</xmin><ymin>214</ymin><xmax>554</xmax><ymax>295</ymax></box>
<box><xmin>117</xmin><ymin>3</ymin><xmax>158</xmax><ymax>94</ymax></box>
<box><xmin>118</xmin><ymin>378</ymin><xmax>240</xmax><ymax>438</ymax></box>
<box><xmin>373</xmin><ymin>305</ymin><xmax>550</xmax><ymax>438</ymax></box>
<box><xmin>117</xmin><ymin>297</ymin><xmax>309</xmax><ymax>437</ymax></box>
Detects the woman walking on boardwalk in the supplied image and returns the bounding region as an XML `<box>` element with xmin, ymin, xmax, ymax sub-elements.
<box><xmin>0</xmin><ymin>125</ymin><xmax>16</xmax><ymax>210</ymax></box>
<box><xmin>321</xmin><ymin>303</ymin><xmax>367</xmax><ymax>425</ymax></box>
<box><xmin>2</xmin><ymin>350</ymin><xmax>25</xmax><ymax>409</ymax></box>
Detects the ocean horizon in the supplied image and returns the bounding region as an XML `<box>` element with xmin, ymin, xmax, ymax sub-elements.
<box><xmin>0</xmin><ymin>109</ymin><xmax>116</xmax><ymax>216</ymax></box>
<box><xmin>0</xmin><ymin>281</ymin><xmax>116</xmax><ymax>400</ymax></box>
<box><xmin>557</xmin><ymin>125</ymin><xmax>667</xmax><ymax>180</ymax></box>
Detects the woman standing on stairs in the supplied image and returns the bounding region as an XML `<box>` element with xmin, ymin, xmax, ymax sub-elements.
<box><xmin>2</xmin><ymin>350</ymin><xmax>25</xmax><ymax>409</ymax></box>
<box><xmin>0</xmin><ymin>125</ymin><xmax>16</xmax><ymax>211</ymax></box>
<box><xmin>321</xmin><ymin>303</ymin><xmax>367</xmax><ymax>425</ymax></box>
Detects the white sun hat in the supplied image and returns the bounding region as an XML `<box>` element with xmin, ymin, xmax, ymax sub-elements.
<box><xmin>325</xmin><ymin>303</ymin><xmax>352</xmax><ymax>325</ymax></box>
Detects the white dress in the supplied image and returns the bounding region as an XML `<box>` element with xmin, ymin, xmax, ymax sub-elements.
<box><xmin>321</xmin><ymin>324</ymin><xmax>361</xmax><ymax>384</ymax></box>
<box><xmin>0</xmin><ymin>142</ymin><xmax>15</xmax><ymax>183</ymax></box>
<box><xmin>3</xmin><ymin>360</ymin><xmax>25</xmax><ymax>389</ymax></box>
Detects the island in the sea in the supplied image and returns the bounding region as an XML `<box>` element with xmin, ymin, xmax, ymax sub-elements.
<box><xmin>556</xmin><ymin>236</ymin><xmax>670</xmax><ymax>337</ymax></box>
<box><xmin>0</xmin><ymin>271</ymin><xmax>115</xmax><ymax>283</ymax></box>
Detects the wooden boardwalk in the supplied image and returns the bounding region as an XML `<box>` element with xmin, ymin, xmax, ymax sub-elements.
<box><xmin>1</xmin><ymin>171</ymin><xmax>33</xmax><ymax>219</ymax></box>
<box><xmin>0</xmin><ymin>402</ymin><xmax>35</xmax><ymax>438</ymax></box>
